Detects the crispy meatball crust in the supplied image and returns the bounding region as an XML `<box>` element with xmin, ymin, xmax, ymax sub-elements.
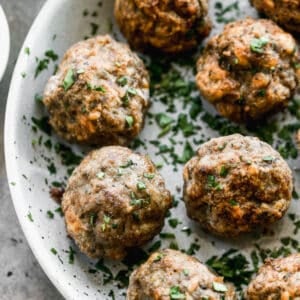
<box><xmin>251</xmin><ymin>0</ymin><xmax>300</xmax><ymax>33</ymax></box>
<box><xmin>127</xmin><ymin>249</ymin><xmax>236</xmax><ymax>300</ymax></box>
<box><xmin>196</xmin><ymin>18</ymin><xmax>300</xmax><ymax>123</ymax></box>
<box><xmin>62</xmin><ymin>146</ymin><xmax>172</xmax><ymax>260</ymax></box>
<box><xmin>43</xmin><ymin>35</ymin><xmax>150</xmax><ymax>146</ymax></box>
<box><xmin>183</xmin><ymin>134</ymin><xmax>293</xmax><ymax>237</ymax></box>
<box><xmin>246</xmin><ymin>253</ymin><xmax>300</xmax><ymax>299</ymax></box>
<box><xmin>114</xmin><ymin>0</ymin><xmax>212</xmax><ymax>54</ymax></box>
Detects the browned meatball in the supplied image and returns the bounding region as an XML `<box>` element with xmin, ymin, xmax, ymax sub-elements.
<box><xmin>62</xmin><ymin>146</ymin><xmax>172</xmax><ymax>260</ymax></box>
<box><xmin>246</xmin><ymin>253</ymin><xmax>300</xmax><ymax>299</ymax></box>
<box><xmin>196</xmin><ymin>18</ymin><xmax>300</xmax><ymax>123</ymax></box>
<box><xmin>127</xmin><ymin>249</ymin><xmax>236</xmax><ymax>300</ymax></box>
<box><xmin>251</xmin><ymin>0</ymin><xmax>300</xmax><ymax>34</ymax></box>
<box><xmin>114</xmin><ymin>0</ymin><xmax>211</xmax><ymax>54</ymax></box>
<box><xmin>183</xmin><ymin>134</ymin><xmax>293</xmax><ymax>237</ymax></box>
<box><xmin>43</xmin><ymin>35</ymin><xmax>150</xmax><ymax>146</ymax></box>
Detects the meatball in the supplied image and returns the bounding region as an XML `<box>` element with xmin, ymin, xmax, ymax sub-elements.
<box><xmin>246</xmin><ymin>253</ymin><xmax>300</xmax><ymax>299</ymax></box>
<box><xmin>62</xmin><ymin>146</ymin><xmax>172</xmax><ymax>260</ymax></box>
<box><xmin>114</xmin><ymin>0</ymin><xmax>211</xmax><ymax>54</ymax></box>
<box><xmin>251</xmin><ymin>0</ymin><xmax>300</xmax><ymax>34</ymax></box>
<box><xmin>43</xmin><ymin>35</ymin><xmax>150</xmax><ymax>146</ymax></box>
<box><xmin>183</xmin><ymin>134</ymin><xmax>293</xmax><ymax>237</ymax></box>
<box><xmin>127</xmin><ymin>249</ymin><xmax>236</xmax><ymax>300</ymax></box>
<box><xmin>196</xmin><ymin>18</ymin><xmax>300</xmax><ymax>123</ymax></box>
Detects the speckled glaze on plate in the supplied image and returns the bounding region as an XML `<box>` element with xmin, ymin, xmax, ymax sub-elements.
<box><xmin>0</xmin><ymin>5</ymin><xmax>10</xmax><ymax>81</ymax></box>
<box><xmin>4</xmin><ymin>0</ymin><xmax>300</xmax><ymax>299</ymax></box>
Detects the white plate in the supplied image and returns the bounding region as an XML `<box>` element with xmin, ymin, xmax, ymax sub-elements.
<box><xmin>0</xmin><ymin>5</ymin><xmax>10</xmax><ymax>81</ymax></box>
<box><xmin>5</xmin><ymin>0</ymin><xmax>300</xmax><ymax>299</ymax></box>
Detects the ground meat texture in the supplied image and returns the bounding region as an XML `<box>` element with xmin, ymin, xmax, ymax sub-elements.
<box><xmin>251</xmin><ymin>0</ymin><xmax>300</xmax><ymax>34</ymax></box>
<box><xmin>43</xmin><ymin>35</ymin><xmax>150</xmax><ymax>146</ymax></box>
<box><xmin>246</xmin><ymin>253</ymin><xmax>300</xmax><ymax>299</ymax></box>
<box><xmin>62</xmin><ymin>146</ymin><xmax>172</xmax><ymax>260</ymax></box>
<box><xmin>127</xmin><ymin>249</ymin><xmax>236</xmax><ymax>300</ymax></box>
<box><xmin>114</xmin><ymin>0</ymin><xmax>211</xmax><ymax>54</ymax></box>
<box><xmin>196</xmin><ymin>18</ymin><xmax>300</xmax><ymax>123</ymax></box>
<box><xmin>183</xmin><ymin>134</ymin><xmax>293</xmax><ymax>237</ymax></box>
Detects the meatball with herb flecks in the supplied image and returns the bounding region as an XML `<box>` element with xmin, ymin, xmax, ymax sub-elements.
<box><xmin>246</xmin><ymin>253</ymin><xmax>300</xmax><ymax>299</ymax></box>
<box><xmin>62</xmin><ymin>146</ymin><xmax>172</xmax><ymax>260</ymax></box>
<box><xmin>196</xmin><ymin>18</ymin><xmax>300</xmax><ymax>123</ymax></box>
<box><xmin>251</xmin><ymin>0</ymin><xmax>300</xmax><ymax>34</ymax></box>
<box><xmin>183</xmin><ymin>134</ymin><xmax>293</xmax><ymax>237</ymax></box>
<box><xmin>43</xmin><ymin>35</ymin><xmax>150</xmax><ymax>146</ymax></box>
<box><xmin>114</xmin><ymin>0</ymin><xmax>212</xmax><ymax>54</ymax></box>
<box><xmin>127</xmin><ymin>249</ymin><xmax>236</xmax><ymax>300</ymax></box>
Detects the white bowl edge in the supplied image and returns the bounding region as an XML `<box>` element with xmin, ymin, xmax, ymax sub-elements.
<box><xmin>4</xmin><ymin>0</ymin><xmax>70</xmax><ymax>299</ymax></box>
<box><xmin>0</xmin><ymin>5</ymin><xmax>10</xmax><ymax>81</ymax></box>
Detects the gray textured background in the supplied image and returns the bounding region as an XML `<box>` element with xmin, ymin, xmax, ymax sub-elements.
<box><xmin>0</xmin><ymin>1</ymin><xmax>63</xmax><ymax>299</ymax></box>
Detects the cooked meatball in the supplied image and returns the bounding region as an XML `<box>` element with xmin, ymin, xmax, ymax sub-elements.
<box><xmin>196</xmin><ymin>18</ymin><xmax>300</xmax><ymax>123</ymax></box>
<box><xmin>251</xmin><ymin>0</ymin><xmax>300</xmax><ymax>34</ymax></box>
<box><xmin>246</xmin><ymin>253</ymin><xmax>300</xmax><ymax>299</ymax></box>
<box><xmin>183</xmin><ymin>134</ymin><xmax>293</xmax><ymax>237</ymax></box>
<box><xmin>114</xmin><ymin>0</ymin><xmax>211</xmax><ymax>54</ymax></box>
<box><xmin>62</xmin><ymin>146</ymin><xmax>172</xmax><ymax>260</ymax></box>
<box><xmin>127</xmin><ymin>249</ymin><xmax>236</xmax><ymax>300</ymax></box>
<box><xmin>43</xmin><ymin>35</ymin><xmax>150</xmax><ymax>145</ymax></box>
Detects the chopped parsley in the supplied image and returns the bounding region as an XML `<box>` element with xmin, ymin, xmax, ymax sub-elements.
<box><xmin>169</xmin><ymin>286</ymin><xmax>185</xmax><ymax>300</ymax></box>
<box><xmin>155</xmin><ymin>113</ymin><xmax>174</xmax><ymax>137</ymax></box>
<box><xmin>177</xmin><ymin>142</ymin><xmax>194</xmax><ymax>164</ymax></box>
<box><xmin>50</xmin><ymin>248</ymin><xmax>57</xmax><ymax>255</ymax></box>
<box><xmin>63</xmin><ymin>69</ymin><xmax>75</xmax><ymax>91</ymax></box>
<box><xmin>47</xmin><ymin>210</ymin><xmax>54</xmax><ymax>219</ymax></box>
<box><xmin>35</xmin><ymin>58</ymin><xmax>50</xmax><ymax>78</ymax></box>
<box><xmin>45</xmin><ymin>50</ymin><xmax>58</xmax><ymax>61</ymax></box>
<box><xmin>96</xmin><ymin>172</ymin><xmax>105</xmax><ymax>179</ymax></box>
<box><xmin>116</xmin><ymin>76</ymin><xmax>128</xmax><ymax>86</ymax></box>
<box><xmin>168</xmin><ymin>218</ymin><xmax>180</xmax><ymax>228</ymax></box>
<box><xmin>27</xmin><ymin>212</ymin><xmax>34</xmax><ymax>222</ymax></box>
<box><xmin>160</xmin><ymin>232</ymin><xmax>176</xmax><ymax>239</ymax></box>
<box><xmin>137</xmin><ymin>181</ymin><xmax>146</xmax><ymax>190</ymax></box>
<box><xmin>130</xmin><ymin>192</ymin><xmax>149</xmax><ymax>207</ymax></box>
<box><xmin>153</xmin><ymin>253</ymin><xmax>163</xmax><ymax>262</ymax></box>
<box><xmin>186</xmin><ymin>243</ymin><xmax>200</xmax><ymax>255</ymax></box>
<box><xmin>95</xmin><ymin>259</ymin><xmax>113</xmax><ymax>284</ymax></box>
<box><xmin>220</xmin><ymin>165</ymin><xmax>229</xmax><ymax>177</ymax></box>
<box><xmin>148</xmin><ymin>240</ymin><xmax>161</xmax><ymax>252</ymax></box>
<box><xmin>24</xmin><ymin>47</ymin><xmax>30</xmax><ymax>55</ymax></box>
<box><xmin>262</xmin><ymin>156</ymin><xmax>275</xmax><ymax>163</ymax></box>
<box><xmin>207</xmin><ymin>249</ymin><xmax>254</xmax><ymax>290</ymax></box>
<box><xmin>207</xmin><ymin>175</ymin><xmax>223</xmax><ymax>190</ymax></box>
<box><xmin>67</xmin><ymin>246</ymin><xmax>75</xmax><ymax>264</ymax></box>
<box><xmin>143</xmin><ymin>173</ymin><xmax>155</xmax><ymax>179</ymax></box>
<box><xmin>32</xmin><ymin>116</ymin><xmax>52</xmax><ymax>135</ymax></box>
<box><xmin>175</xmin><ymin>114</ymin><xmax>195</xmax><ymax>137</ymax></box>
<box><xmin>257</xmin><ymin>89</ymin><xmax>266</xmax><ymax>97</ymax></box>
<box><xmin>250</xmin><ymin>37</ymin><xmax>269</xmax><ymax>54</ymax></box>
<box><xmin>212</xmin><ymin>282</ymin><xmax>228</xmax><ymax>293</ymax></box>
<box><xmin>215</xmin><ymin>1</ymin><xmax>240</xmax><ymax>24</ymax></box>
<box><xmin>229</xmin><ymin>199</ymin><xmax>238</xmax><ymax>206</ymax></box>
<box><xmin>90</xmin><ymin>22</ymin><xmax>99</xmax><ymax>35</ymax></box>
<box><xmin>127</xmin><ymin>87</ymin><xmax>137</xmax><ymax>96</ymax></box>
<box><xmin>101</xmin><ymin>215</ymin><xmax>111</xmax><ymax>231</ymax></box>
<box><xmin>125</xmin><ymin>115</ymin><xmax>134</xmax><ymax>128</ymax></box>
<box><xmin>87</xmin><ymin>83</ymin><xmax>106</xmax><ymax>92</ymax></box>
<box><xmin>120</xmin><ymin>159</ymin><xmax>134</xmax><ymax>168</ymax></box>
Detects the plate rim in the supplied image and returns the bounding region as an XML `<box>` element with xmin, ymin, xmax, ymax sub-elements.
<box><xmin>0</xmin><ymin>5</ymin><xmax>10</xmax><ymax>81</ymax></box>
<box><xmin>4</xmin><ymin>0</ymin><xmax>70</xmax><ymax>298</ymax></box>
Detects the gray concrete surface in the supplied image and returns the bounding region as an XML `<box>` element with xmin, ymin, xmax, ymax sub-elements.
<box><xmin>0</xmin><ymin>1</ymin><xmax>63</xmax><ymax>299</ymax></box>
